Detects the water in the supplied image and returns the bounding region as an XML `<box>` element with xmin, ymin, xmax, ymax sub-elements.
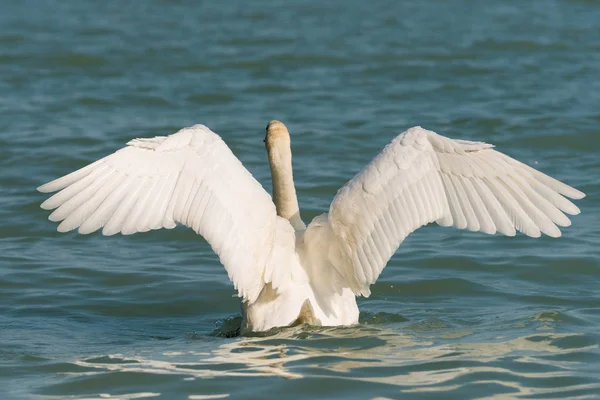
<box><xmin>1</xmin><ymin>0</ymin><xmax>599</xmax><ymax>398</ymax></box>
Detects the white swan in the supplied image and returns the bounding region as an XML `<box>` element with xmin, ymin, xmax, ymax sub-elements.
<box><xmin>38</xmin><ymin>121</ymin><xmax>585</xmax><ymax>332</ymax></box>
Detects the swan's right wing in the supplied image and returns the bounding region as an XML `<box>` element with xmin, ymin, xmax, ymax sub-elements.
<box><xmin>38</xmin><ymin>124</ymin><xmax>295</xmax><ymax>303</ymax></box>
<box><xmin>308</xmin><ymin>126</ymin><xmax>584</xmax><ymax>296</ymax></box>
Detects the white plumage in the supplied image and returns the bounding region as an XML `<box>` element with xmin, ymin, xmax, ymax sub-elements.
<box><xmin>38</xmin><ymin>122</ymin><xmax>585</xmax><ymax>332</ymax></box>
<box><xmin>39</xmin><ymin>125</ymin><xmax>289</xmax><ymax>304</ymax></box>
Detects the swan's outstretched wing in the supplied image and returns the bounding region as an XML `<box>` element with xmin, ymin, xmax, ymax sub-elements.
<box><xmin>308</xmin><ymin>126</ymin><xmax>585</xmax><ymax>296</ymax></box>
<box><xmin>38</xmin><ymin>124</ymin><xmax>295</xmax><ymax>303</ymax></box>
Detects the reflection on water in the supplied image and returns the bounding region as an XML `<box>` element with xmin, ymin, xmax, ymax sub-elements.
<box><xmin>52</xmin><ymin>323</ymin><xmax>599</xmax><ymax>399</ymax></box>
<box><xmin>43</xmin><ymin>394</ymin><xmax>162</xmax><ymax>400</ymax></box>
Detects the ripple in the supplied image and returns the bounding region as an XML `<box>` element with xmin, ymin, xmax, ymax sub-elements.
<box><xmin>119</xmin><ymin>94</ymin><xmax>172</xmax><ymax>107</ymax></box>
<box><xmin>186</xmin><ymin>93</ymin><xmax>235</xmax><ymax>105</ymax></box>
<box><xmin>45</xmin><ymin>53</ymin><xmax>108</xmax><ymax>69</ymax></box>
<box><xmin>362</xmin><ymin>311</ymin><xmax>409</xmax><ymax>325</ymax></box>
<box><xmin>0</xmin><ymin>34</ymin><xmax>25</xmax><ymax>44</ymax></box>
<box><xmin>27</xmin><ymin>329</ymin><xmax>599</xmax><ymax>399</ymax></box>
<box><xmin>470</xmin><ymin>38</ymin><xmax>571</xmax><ymax>52</ymax></box>
<box><xmin>77</xmin><ymin>96</ymin><xmax>118</xmax><ymax>107</ymax></box>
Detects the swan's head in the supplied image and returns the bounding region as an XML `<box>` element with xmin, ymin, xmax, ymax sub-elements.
<box><xmin>264</xmin><ymin>120</ymin><xmax>290</xmax><ymax>147</ymax></box>
<box><xmin>264</xmin><ymin>120</ymin><xmax>292</xmax><ymax>164</ymax></box>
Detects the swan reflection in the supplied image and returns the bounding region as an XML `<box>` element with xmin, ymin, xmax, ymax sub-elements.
<box><xmin>67</xmin><ymin>324</ymin><xmax>598</xmax><ymax>398</ymax></box>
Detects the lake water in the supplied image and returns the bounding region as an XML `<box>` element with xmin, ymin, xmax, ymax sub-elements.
<box><xmin>1</xmin><ymin>1</ymin><xmax>599</xmax><ymax>399</ymax></box>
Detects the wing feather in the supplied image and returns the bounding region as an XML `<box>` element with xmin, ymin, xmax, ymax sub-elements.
<box><xmin>461</xmin><ymin>176</ymin><xmax>495</xmax><ymax>234</ymax></box>
<box><xmin>450</xmin><ymin>174</ymin><xmax>480</xmax><ymax>231</ymax></box>
<box><xmin>38</xmin><ymin>159</ymin><xmax>106</xmax><ymax>193</ymax></box>
<box><xmin>55</xmin><ymin>171</ymin><xmax>117</xmax><ymax>230</ymax></box>
<box><xmin>119</xmin><ymin>177</ymin><xmax>152</xmax><ymax>234</ymax></box>
<box><xmin>305</xmin><ymin>126</ymin><xmax>585</xmax><ymax>295</ymax></box>
<box><xmin>510</xmin><ymin>173</ymin><xmax>571</xmax><ymax>227</ymax></box>
<box><xmin>131</xmin><ymin>176</ymin><xmax>164</xmax><ymax>233</ymax></box>
<box><xmin>441</xmin><ymin>174</ymin><xmax>465</xmax><ymax>228</ymax></box>
<box><xmin>103</xmin><ymin>178</ymin><xmax>146</xmax><ymax>236</ymax></box>
<box><xmin>78</xmin><ymin>173</ymin><xmax>127</xmax><ymax>234</ymax></box>
<box><xmin>38</xmin><ymin>124</ymin><xmax>294</xmax><ymax>303</ymax></box>
<box><xmin>470</xmin><ymin>178</ymin><xmax>516</xmax><ymax>236</ymax></box>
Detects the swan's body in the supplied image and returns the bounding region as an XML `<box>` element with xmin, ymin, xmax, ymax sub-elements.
<box><xmin>38</xmin><ymin>121</ymin><xmax>585</xmax><ymax>332</ymax></box>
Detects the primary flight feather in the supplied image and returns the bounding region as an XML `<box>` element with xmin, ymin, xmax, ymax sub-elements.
<box><xmin>38</xmin><ymin>121</ymin><xmax>585</xmax><ymax>332</ymax></box>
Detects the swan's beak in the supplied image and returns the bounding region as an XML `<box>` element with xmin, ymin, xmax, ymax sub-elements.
<box><xmin>264</xmin><ymin>121</ymin><xmax>270</xmax><ymax>144</ymax></box>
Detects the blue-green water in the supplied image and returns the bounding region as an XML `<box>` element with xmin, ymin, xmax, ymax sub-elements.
<box><xmin>1</xmin><ymin>1</ymin><xmax>599</xmax><ymax>399</ymax></box>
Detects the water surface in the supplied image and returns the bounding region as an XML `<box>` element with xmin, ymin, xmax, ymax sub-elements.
<box><xmin>1</xmin><ymin>1</ymin><xmax>599</xmax><ymax>399</ymax></box>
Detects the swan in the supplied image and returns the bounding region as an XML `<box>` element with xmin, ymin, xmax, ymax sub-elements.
<box><xmin>38</xmin><ymin>121</ymin><xmax>585</xmax><ymax>332</ymax></box>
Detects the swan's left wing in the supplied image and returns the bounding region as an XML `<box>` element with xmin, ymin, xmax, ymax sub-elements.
<box><xmin>306</xmin><ymin>126</ymin><xmax>585</xmax><ymax>296</ymax></box>
<box><xmin>38</xmin><ymin>124</ymin><xmax>295</xmax><ymax>303</ymax></box>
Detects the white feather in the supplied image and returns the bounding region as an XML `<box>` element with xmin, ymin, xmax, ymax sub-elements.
<box><xmin>38</xmin><ymin>124</ymin><xmax>292</xmax><ymax>304</ymax></box>
<box><xmin>39</xmin><ymin>123</ymin><xmax>585</xmax><ymax>331</ymax></box>
<box><xmin>313</xmin><ymin>126</ymin><xmax>584</xmax><ymax>295</ymax></box>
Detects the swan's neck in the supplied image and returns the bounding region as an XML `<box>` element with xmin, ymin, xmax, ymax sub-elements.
<box><xmin>266</xmin><ymin>121</ymin><xmax>305</xmax><ymax>230</ymax></box>
<box><xmin>270</xmin><ymin>151</ymin><xmax>303</xmax><ymax>228</ymax></box>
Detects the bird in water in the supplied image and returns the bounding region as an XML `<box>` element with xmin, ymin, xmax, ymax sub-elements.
<box><xmin>38</xmin><ymin>121</ymin><xmax>585</xmax><ymax>333</ymax></box>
